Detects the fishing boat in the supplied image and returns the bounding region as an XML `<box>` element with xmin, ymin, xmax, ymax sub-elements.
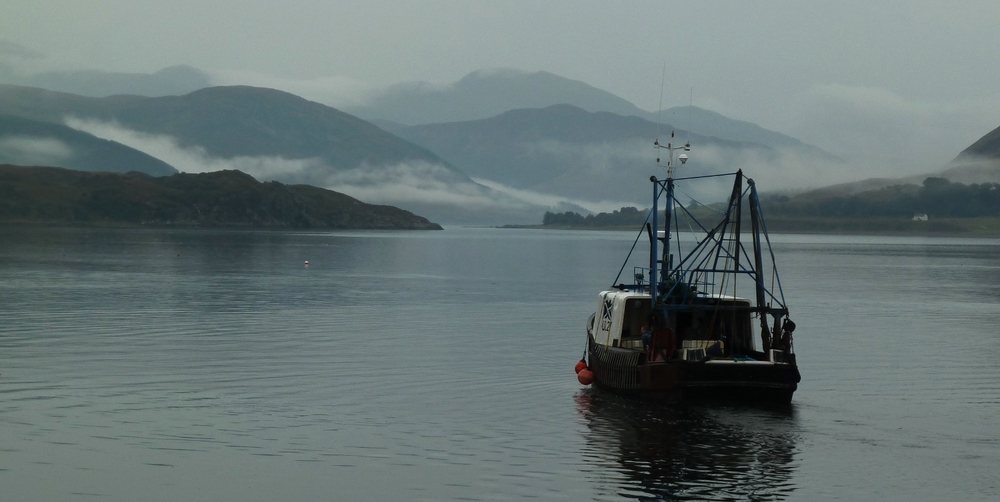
<box><xmin>576</xmin><ymin>133</ymin><xmax>800</xmax><ymax>404</ymax></box>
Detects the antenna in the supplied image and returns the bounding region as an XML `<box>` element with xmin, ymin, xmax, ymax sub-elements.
<box><xmin>652</xmin><ymin>66</ymin><xmax>691</xmax><ymax>177</ymax></box>
<box><xmin>654</xmin><ymin>130</ymin><xmax>691</xmax><ymax>179</ymax></box>
<box><xmin>687</xmin><ymin>86</ymin><xmax>693</xmax><ymax>143</ymax></box>
<box><xmin>655</xmin><ymin>63</ymin><xmax>666</xmax><ymax>169</ymax></box>
<box><xmin>657</xmin><ymin>63</ymin><xmax>666</xmax><ymax>127</ymax></box>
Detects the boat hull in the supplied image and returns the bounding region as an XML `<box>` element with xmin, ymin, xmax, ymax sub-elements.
<box><xmin>588</xmin><ymin>335</ymin><xmax>800</xmax><ymax>404</ymax></box>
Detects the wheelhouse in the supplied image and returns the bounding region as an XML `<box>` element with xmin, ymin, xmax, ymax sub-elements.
<box><xmin>590</xmin><ymin>289</ymin><xmax>758</xmax><ymax>359</ymax></box>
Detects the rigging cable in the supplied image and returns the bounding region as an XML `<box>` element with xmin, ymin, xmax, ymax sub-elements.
<box><xmin>611</xmin><ymin>205</ymin><xmax>656</xmax><ymax>287</ymax></box>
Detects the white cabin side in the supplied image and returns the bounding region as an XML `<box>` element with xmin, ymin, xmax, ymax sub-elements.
<box><xmin>592</xmin><ymin>290</ymin><xmax>652</xmax><ymax>349</ymax></box>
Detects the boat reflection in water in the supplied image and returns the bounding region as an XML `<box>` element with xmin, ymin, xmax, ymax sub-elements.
<box><xmin>574</xmin><ymin>390</ymin><xmax>799</xmax><ymax>501</ymax></box>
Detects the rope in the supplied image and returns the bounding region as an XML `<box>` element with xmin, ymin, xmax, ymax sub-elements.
<box><xmin>611</xmin><ymin>206</ymin><xmax>655</xmax><ymax>286</ymax></box>
<box><xmin>674</xmin><ymin>185</ymin><xmax>727</xmax><ymax>216</ymax></box>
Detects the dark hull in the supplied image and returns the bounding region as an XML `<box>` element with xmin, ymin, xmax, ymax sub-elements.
<box><xmin>588</xmin><ymin>335</ymin><xmax>800</xmax><ymax>404</ymax></box>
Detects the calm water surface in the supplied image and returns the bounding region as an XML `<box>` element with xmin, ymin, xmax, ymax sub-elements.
<box><xmin>1</xmin><ymin>227</ymin><xmax>998</xmax><ymax>501</ymax></box>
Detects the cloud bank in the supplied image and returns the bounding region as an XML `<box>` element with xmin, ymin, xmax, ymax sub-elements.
<box><xmin>504</xmin><ymin>137</ymin><xmax>865</xmax><ymax>202</ymax></box>
<box><xmin>65</xmin><ymin>117</ymin><xmax>326</xmax><ymax>179</ymax></box>
<box><xmin>0</xmin><ymin>135</ymin><xmax>73</xmax><ymax>166</ymax></box>
<box><xmin>785</xmin><ymin>83</ymin><xmax>999</xmax><ymax>174</ymax></box>
<box><xmin>61</xmin><ymin>118</ymin><xmax>564</xmax><ymax>224</ymax></box>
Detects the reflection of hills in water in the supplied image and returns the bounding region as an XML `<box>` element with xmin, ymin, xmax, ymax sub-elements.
<box><xmin>575</xmin><ymin>392</ymin><xmax>799</xmax><ymax>501</ymax></box>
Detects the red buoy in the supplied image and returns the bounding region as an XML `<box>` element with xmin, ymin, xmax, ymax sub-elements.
<box><xmin>577</xmin><ymin>368</ymin><xmax>595</xmax><ymax>385</ymax></box>
<box><xmin>574</xmin><ymin>360</ymin><xmax>587</xmax><ymax>374</ymax></box>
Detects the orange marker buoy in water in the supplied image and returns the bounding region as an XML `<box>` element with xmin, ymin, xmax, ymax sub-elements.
<box><xmin>577</xmin><ymin>368</ymin><xmax>594</xmax><ymax>385</ymax></box>
<box><xmin>574</xmin><ymin>360</ymin><xmax>587</xmax><ymax>374</ymax></box>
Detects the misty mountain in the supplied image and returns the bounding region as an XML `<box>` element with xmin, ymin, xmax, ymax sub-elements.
<box><xmin>102</xmin><ymin>86</ymin><xmax>475</xmax><ymax>172</ymax></box>
<box><xmin>0</xmin><ymin>65</ymin><xmax>844</xmax><ymax>223</ymax></box>
<box><xmin>386</xmin><ymin>104</ymin><xmax>825</xmax><ymax>203</ymax></box>
<box><xmin>0</xmin><ymin>84</ymin><xmax>547</xmax><ymax>224</ymax></box>
<box><xmin>0</xmin><ymin>40</ymin><xmax>43</xmax><ymax>61</ymax></box>
<box><xmin>0</xmin><ymin>44</ymin><xmax>209</xmax><ymax>97</ymax></box>
<box><xmin>0</xmin><ymin>84</ymin><xmax>459</xmax><ymax>169</ymax></box>
<box><xmin>655</xmin><ymin>105</ymin><xmax>840</xmax><ymax>161</ymax></box>
<box><xmin>921</xmin><ymin>123</ymin><xmax>1000</xmax><ymax>186</ymax></box>
<box><xmin>767</xmin><ymin>123</ymin><xmax>1000</xmax><ymax>200</ymax></box>
<box><xmin>349</xmin><ymin>68</ymin><xmax>838</xmax><ymax>160</ymax></box>
<box><xmin>0</xmin><ymin>65</ymin><xmax>212</xmax><ymax>98</ymax></box>
<box><xmin>348</xmin><ymin>68</ymin><xmax>647</xmax><ymax>125</ymax></box>
<box><xmin>958</xmin><ymin>123</ymin><xmax>1000</xmax><ymax>159</ymax></box>
<box><xmin>0</xmin><ymin>114</ymin><xmax>176</xmax><ymax>176</ymax></box>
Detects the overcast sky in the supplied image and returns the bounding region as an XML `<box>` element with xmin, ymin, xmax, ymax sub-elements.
<box><xmin>3</xmin><ymin>0</ymin><xmax>999</xmax><ymax>175</ymax></box>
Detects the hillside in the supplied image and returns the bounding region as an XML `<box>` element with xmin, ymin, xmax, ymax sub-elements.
<box><xmin>0</xmin><ymin>114</ymin><xmax>176</xmax><ymax>176</ymax></box>
<box><xmin>100</xmin><ymin>86</ymin><xmax>467</xmax><ymax>170</ymax></box>
<box><xmin>1</xmin><ymin>65</ymin><xmax>213</xmax><ymax>98</ymax></box>
<box><xmin>0</xmin><ymin>76</ymin><xmax>850</xmax><ymax>225</ymax></box>
<box><xmin>935</xmin><ymin>124</ymin><xmax>1000</xmax><ymax>184</ymax></box>
<box><xmin>0</xmin><ymin>84</ymin><xmax>520</xmax><ymax>224</ymax></box>
<box><xmin>350</xmin><ymin>68</ymin><xmax>837</xmax><ymax>160</ymax></box>
<box><xmin>759</xmin><ymin>176</ymin><xmax>1000</xmax><ymax>220</ymax></box>
<box><xmin>655</xmin><ymin>105</ymin><xmax>840</xmax><ymax>161</ymax></box>
<box><xmin>957</xmin><ymin>124</ymin><xmax>1000</xmax><ymax>159</ymax></box>
<box><xmin>348</xmin><ymin>69</ymin><xmax>648</xmax><ymax>125</ymax></box>
<box><xmin>0</xmin><ymin>84</ymin><xmax>467</xmax><ymax>177</ymax></box>
<box><xmin>537</xmin><ymin>177</ymin><xmax>1000</xmax><ymax>235</ymax></box>
<box><xmin>0</xmin><ymin>164</ymin><xmax>441</xmax><ymax>229</ymax></box>
<box><xmin>387</xmin><ymin>104</ymin><xmax>785</xmax><ymax>202</ymax></box>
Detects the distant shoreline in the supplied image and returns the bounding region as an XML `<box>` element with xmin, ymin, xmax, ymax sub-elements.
<box><xmin>0</xmin><ymin>165</ymin><xmax>443</xmax><ymax>231</ymax></box>
<box><xmin>0</xmin><ymin>221</ymin><xmax>440</xmax><ymax>231</ymax></box>
<box><xmin>503</xmin><ymin>216</ymin><xmax>1000</xmax><ymax>237</ymax></box>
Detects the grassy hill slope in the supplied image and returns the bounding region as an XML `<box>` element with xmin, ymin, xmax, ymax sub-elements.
<box><xmin>0</xmin><ymin>164</ymin><xmax>441</xmax><ymax>229</ymax></box>
<box><xmin>0</xmin><ymin>114</ymin><xmax>176</xmax><ymax>175</ymax></box>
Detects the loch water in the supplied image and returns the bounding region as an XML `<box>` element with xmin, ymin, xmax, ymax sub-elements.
<box><xmin>1</xmin><ymin>226</ymin><xmax>998</xmax><ymax>501</ymax></box>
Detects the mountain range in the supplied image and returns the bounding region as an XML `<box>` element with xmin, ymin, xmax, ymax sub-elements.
<box><xmin>0</xmin><ymin>83</ymin><xmax>524</xmax><ymax>224</ymax></box>
<box><xmin>348</xmin><ymin>69</ymin><xmax>649</xmax><ymax>126</ymax></box>
<box><xmin>383</xmin><ymin>104</ymin><xmax>771</xmax><ymax>203</ymax></box>
<box><xmin>352</xmin><ymin>69</ymin><xmax>839</xmax><ymax>162</ymax></box>
<box><xmin>1</xmin><ymin>65</ymin><xmax>834</xmax><ymax>157</ymax></box>
<box><xmin>0</xmin><ymin>84</ymin><xmax>455</xmax><ymax>169</ymax></box>
<box><xmin>0</xmin><ymin>59</ymin><xmax>212</xmax><ymax>98</ymax></box>
<box><xmin>2</xmin><ymin>64</ymin><xmax>999</xmax><ymax>225</ymax></box>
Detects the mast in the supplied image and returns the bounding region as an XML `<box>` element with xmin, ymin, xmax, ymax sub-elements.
<box><xmin>730</xmin><ymin>172</ymin><xmax>743</xmax><ymax>353</ymax></box>
<box><xmin>731</xmin><ymin>171</ymin><xmax>743</xmax><ymax>285</ymax></box>
<box><xmin>662</xmin><ymin>176</ymin><xmax>673</xmax><ymax>290</ymax></box>
<box><xmin>652</xmin><ymin>131</ymin><xmax>689</xmax><ymax>303</ymax></box>
<box><xmin>747</xmin><ymin>178</ymin><xmax>771</xmax><ymax>351</ymax></box>
<box><xmin>650</xmin><ymin>175</ymin><xmax>659</xmax><ymax>298</ymax></box>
